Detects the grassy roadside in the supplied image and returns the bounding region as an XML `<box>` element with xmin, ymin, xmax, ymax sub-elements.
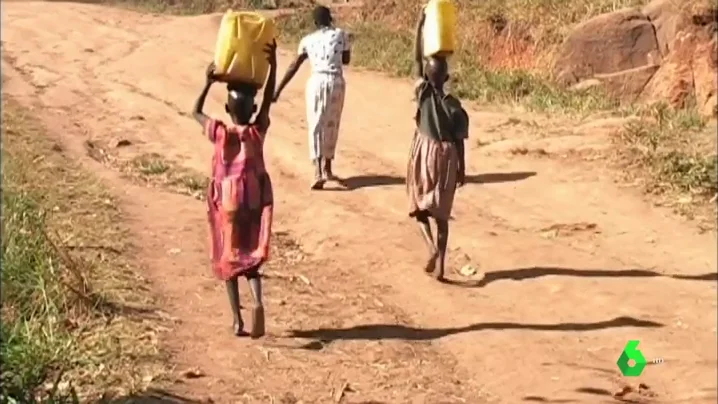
<box><xmin>277</xmin><ymin>11</ymin><xmax>618</xmax><ymax>114</ymax></box>
<box><xmin>1</xmin><ymin>97</ymin><xmax>169</xmax><ymax>402</ymax></box>
<box><xmin>613</xmin><ymin>104</ymin><xmax>717</xmax><ymax>223</ymax></box>
<box><xmin>276</xmin><ymin>8</ymin><xmax>715</xmax><ymax>219</ymax></box>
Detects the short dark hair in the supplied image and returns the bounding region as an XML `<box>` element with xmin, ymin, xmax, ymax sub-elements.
<box><xmin>312</xmin><ymin>5</ymin><xmax>333</xmax><ymax>27</ymax></box>
<box><xmin>226</xmin><ymin>82</ymin><xmax>257</xmax><ymax>98</ymax></box>
<box><xmin>226</xmin><ymin>84</ymin><xmax>257</xmax><ymax>123</ymax></box>
<box><xmin>425</xmin><ymin>56</ymin><xmax>449</xmax><ymax>85</ymax></box>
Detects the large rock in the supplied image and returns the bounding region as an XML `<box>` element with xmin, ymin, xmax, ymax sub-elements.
<box><xmin>572</xmin><ymin>65</ymin><xmax>661</xmax><ymax>102</ymax></box>
<box><xmin>640</xmin><ymin>31</ymin><xmax>718</xmax><ymax>116</ymax></box>
<box><xmin>639</xmin><ymin>32</ymin><xmax>698</xmax><ymax>109</ymax></box>
<box><xmin>592</xmin><ymin>64</ymin><xmax>661</xmax><ymax>101</ymax></box>
<box><xmin>553</xmin><ymin>8</ymin><xmax>662</xmax><ymax>87</ymax></box>
<box><xmin>642</xmin><ymin>0</ymin><xmax>693</xmax><ymax>56</ymax></box>
<box><xmin>692</xmin><ymin>35</ymin><xmax>718</xmax><ymax>116</ymax></box>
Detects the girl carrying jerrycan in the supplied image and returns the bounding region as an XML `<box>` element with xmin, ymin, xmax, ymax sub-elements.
<box><xmin>191</xmin><ymin>40</ymin><xmax>277</xmax><ymax>338</ymax></box>
<box><xmin>406</xmin><ymin>2</ymin><xmax>469</xmax><ymax>282</ymax></box>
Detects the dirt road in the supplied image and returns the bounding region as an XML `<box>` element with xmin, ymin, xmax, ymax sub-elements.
<box><xmin>2</xmin><ymin>3</ymin><xmax>717</xmax><ymax>403</ymax></box>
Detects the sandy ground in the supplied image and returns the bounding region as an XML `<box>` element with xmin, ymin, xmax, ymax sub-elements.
<box><xmin>2</xmin><ymin>2</ymin><xmax>717</xmax><ymax>403</ymax></box>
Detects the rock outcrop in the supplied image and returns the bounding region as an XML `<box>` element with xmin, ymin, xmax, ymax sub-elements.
<box><xmin>554</xmin><ymin>0</ymin><xmax>718</xmax><ymax>117</ymax></box>
<box><xmin>553</xmin><ymin>9</ymin><xmax>662</xmax><ymax>87</ymax></box>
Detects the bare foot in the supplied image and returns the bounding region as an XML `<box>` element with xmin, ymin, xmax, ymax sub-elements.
<box><xmin>310</xmin><ymin>178</ymin><xmax>325</xmax><ymax>190</ymax></box>
<box><xmin>424</xmin><ymin>251</ymin><xmax>438</xmax><ymax>274</ymax></box>
<box><xmin>233</xmin><ymin>320</ymin><xmax>249</xmax><ymax>337</ymax></box>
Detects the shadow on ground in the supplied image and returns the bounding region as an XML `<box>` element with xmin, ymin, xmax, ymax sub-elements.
<box><xmin>102</xmin><ymin>389</ymin><xmax>206</xmax><ymax>404</ymax></box>
<box><xmin>523</xmin><ymin>396</ymin><xmax>577</xmax><ymax>403</ymax></box>
<box><xmin>442</xmin><ymin>266</ymin><xmax>718</xmax><ymax>288</ymax></box>
<box><xmin>333</xmin><ymin>171</ymin><xmax>537</xmax><ymax>190</ymax></box>
<box><xmin>288</xmin><ymin>316</ymin><xmax>663</xmax><ymax>349</ymax></box>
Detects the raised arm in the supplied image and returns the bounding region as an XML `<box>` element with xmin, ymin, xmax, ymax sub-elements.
<box><xmin>255</xmin><ymin>40</ymin><xmax>277</xmax><ymax>135</ymax></box>
<box><xmin>192</xmin><ymin>63</ymin><xmax>217</xmax><ymax>128</ymax></box>
<box><xmin>274</xmin><ymin>36</ymin><xmax>308</xmax><ymax>102</ymax></box>
<box><xmin>414</xmin><ymin>8</ymin><xmax>426</xmax><ymax>78</ymax></box>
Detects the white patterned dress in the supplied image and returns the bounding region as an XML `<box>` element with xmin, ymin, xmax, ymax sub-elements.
<box><xmin>298</xmin><ymin>26</ymin><xmax>351</xmax><ymax>161</ymax></box>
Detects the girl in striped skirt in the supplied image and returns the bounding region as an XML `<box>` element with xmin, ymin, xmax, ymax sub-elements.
<box><xmin>407</xmin><ymin>9</ymin><xmax>469</xmax><ymax>281</ymax></box>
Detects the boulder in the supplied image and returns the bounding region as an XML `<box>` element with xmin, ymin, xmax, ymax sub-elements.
<box><xmin>642</xmin><ymin>0</ymin><xmax>693</xmax><ymax>56</ymax></box>
<box><xmin>640</xmin><ymin>31</ymin><xmax>718</xmax><ymax>116</ymax></box>
<box><xmin>592</xmin><ymin>64</ymin><xmax>661</xmax><ymax>101</ymax></box>
<box><xmin>692</xmin><ymin>35</ymin><xmax>718</xmax><ymax>116</ymax></box>
<box><xmin>639</xmin><ymin>32</ymin><xmax>698</xmax><ymax>109</ymax></box>
<box><xmin>553</xmin><ymin>8</ymin><xmax>662</xmax><ymax>87</ymax></box>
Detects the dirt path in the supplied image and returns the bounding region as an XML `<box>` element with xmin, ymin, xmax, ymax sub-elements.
<box><xmin>2</xmin><ymin>3</ymin><xmax>717</xmax><ymax>403</ymax></box>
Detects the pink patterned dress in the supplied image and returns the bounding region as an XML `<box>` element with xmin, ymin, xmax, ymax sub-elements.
<box><xmin>205</xmin><ymin>119</ymin><xmax>274</xmax><ymax>281</ymax></box>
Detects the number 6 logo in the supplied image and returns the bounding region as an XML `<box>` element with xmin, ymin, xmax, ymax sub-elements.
<box><xmin>617</xmin><ymin>340</ymin><xmax>647</xmax><ymax>377</ymax></box>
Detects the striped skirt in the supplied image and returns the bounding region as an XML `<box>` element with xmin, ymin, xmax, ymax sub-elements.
<box><xmin>406</xmin><ymin>131</ymin><xmax>459</xmax><ymax>222</ymax></box>
<box><xmin>206</xmin><ymin>170</ymin><xmax>274</xmax><ymax>281</ymax></box>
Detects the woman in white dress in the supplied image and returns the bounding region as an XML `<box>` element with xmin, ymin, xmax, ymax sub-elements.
<box><xmin>274</xmin><ymin>6</ymin><xmax>352</xmax><ymax>190</ymax></box>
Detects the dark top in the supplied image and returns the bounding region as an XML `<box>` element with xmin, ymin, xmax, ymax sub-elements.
<box><xmin>414</xmin><ymin>80</ymin><xmax>469</xmax><ymax>143</ymax></box>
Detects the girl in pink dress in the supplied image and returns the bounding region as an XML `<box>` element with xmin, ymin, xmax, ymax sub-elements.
<box><xmin>192</xmin><ymin>41</ymin><xmax>277</xmax><ymax>338</ymax></box>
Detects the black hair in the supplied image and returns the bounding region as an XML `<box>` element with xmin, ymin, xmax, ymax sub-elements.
<box><xmin>312</xmin><ymin>5</ymin><xmax>333</xmax><ymax>28</ymax></box>
<box><xmin>225</xmin><ymin>83</ymin><xmax>257</xmax><ymax>125</ymax></box>
<box><xmin>424</xmin><ymin>56</ymin><xmax>449</xmax><ymax>88</ymax></box>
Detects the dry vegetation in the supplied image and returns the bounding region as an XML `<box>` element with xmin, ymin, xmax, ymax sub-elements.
<box><xmin>1</xmin><ymin>0</ymin><xmax>714</xmax><ymax>400</ymax></box>
<box><xmin>613</xmin><ymin>103</ymin><xmax>717</xmax><ymax>224</ymax></box>
<box><xmin>273</xmin><ymin>0</ymin><xmax>717</xmax><ymax>218</ymax></box>
<box><xmin>1</xmin><ymin>97</ymin><xmax>170</xmax><ymax>402</ymax></box>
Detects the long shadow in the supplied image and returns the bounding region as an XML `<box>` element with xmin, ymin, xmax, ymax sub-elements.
<box><xmin>458</xmin><ymin>266</ymin><xmax>718</xmax><ymax>288</ymax></box>
<box><xmin>101</xmin><ymin>388</ymin><xmax>205</xmax><ymax>404</ymax></box>
<box><xmin>467</xmin><ymin>171</ymin><xmax>536</xmax><ymax>184</ymax></box>
<box><xmin>333</xmin><ymin>171</ymin><xmax>536</xmax><ymax>191</ymax></box>
<box><xmin>336</xmin><ymin>174</ymin><xmax>404</xmax><ymax>190</ymax></box>
<box><xmin>288</xmin><ymin>316</ymin><xmax>663</xmax><ymax>348</ymax></box>
<box><xmin>523</xmin><ymin>397</ymin><xmax>577</xmax><ymax>403</ymax></box>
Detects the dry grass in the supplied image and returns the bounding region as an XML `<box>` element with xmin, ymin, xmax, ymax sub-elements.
<box><xmin>612</xmin><ymin>103</ymin><xmax>717</xmax><ymax>226</ymax></box>
<box><xmin>101</xmin><ymin>0</ymin><xmax>312</xmax><ymax>15</ymax></box>
<box><xmin>124</xmin><ymin>153</ymin><xmax>209</xmax><ymax>200</ymax></box>
<box><xmin>1</xmin><ymin>97</ymin><xmax>170</xmax><ymax>402</ymax></box>
<box><xmin>276</xmin><ymin>9</ymin><xmax>619</xmax><ymax>113</ymax></box>
<box><xmin>82</xmin><ymin>139</ymin><xmax>210</xmax><ymax>201</ymax></box>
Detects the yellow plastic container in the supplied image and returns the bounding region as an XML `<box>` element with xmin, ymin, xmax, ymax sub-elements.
<box><xmin>213</xmin><ymin>10</ymin><xmax>276</xmax><ymax>89</ymax></box>
<box><xmin>422</xmin><ymin>0</ymin><xmax>457</xmax><ymax>58</ymax></box>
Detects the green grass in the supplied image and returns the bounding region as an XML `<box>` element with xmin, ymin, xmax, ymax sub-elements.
<box><xmin>616</xmin><ymin>104</ymin><xmax>717</xmax><ymax>206</ymax></box>
<box><xmin>1</xmin><ymin>189</ymin><xmax>80</xmax><ymax>403</ymax></box>
<box><xmin>277</xmin><ymin>12</ymin><xmax>619</xmax><ymax>113</ymax></box>
<box><xmin>1</xmin><ymin>98</ymin><xmax>168</xmax><ymax>402</ymax></box>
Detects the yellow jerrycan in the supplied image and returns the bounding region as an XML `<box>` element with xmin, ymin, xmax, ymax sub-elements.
<box><xmin>422</xmin><ymin>0</ymin><xmax>457</xmax><ymax>58</ymax></box>
<box><xmin>213</xmin><ymin>10</ymin><xmax>276</xmax><ymax>89</ymax></box>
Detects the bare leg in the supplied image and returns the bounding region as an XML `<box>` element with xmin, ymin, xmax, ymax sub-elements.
<box><xmin>434</xmin><ymin>219</ymin><xmax>449</xmax><ymax>281</ymax></box>
<box><xmin>225</xmin><ymin>276</ymin><xmax>248</xmax><ymax>336</ymax></box>
<box><xmin>324</xmin><ymin>158</ymin><xmax>337</xmax><ymax>181</ymax></box>
<box><xmin>247</xmin><ymin>272</ymin><xmax>265</xmax><ymax>339</ymax></box>
<box><xmin>311</xmin><ymin>158</ymin><xmax>325</xmax><ymax>190</ymax></box>
<box><xmin>416</xmin><ymin>213</ymin><xmax>438</xmax><ymax>273</ymax></box>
